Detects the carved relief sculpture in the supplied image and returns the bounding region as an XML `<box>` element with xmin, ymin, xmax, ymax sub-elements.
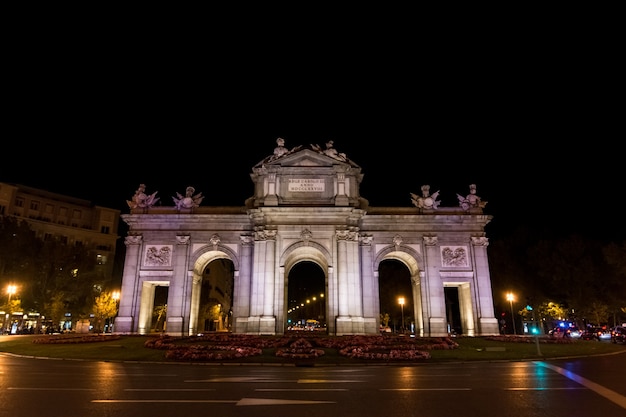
<box><xmin>441</xmin><ymin>246</ymin><xmax>469</xmax><ymax>267</ymax></box>
<box><xmin>144</xmin><ymin>246</ymin><xmax>172</xmax><ymax>266</ymax></box>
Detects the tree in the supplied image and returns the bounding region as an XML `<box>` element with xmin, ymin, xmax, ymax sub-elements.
<box><xmin>93</xmin><ymin>292</ymin><xmax>119</xmax><ymax>334</ymax></box>
<box><xmin>380</xmin><ymin>313</ymin><xmax>390</xmax><ymax>328</ymax></box>
<box><xmin>153</xmin><ymin>304</ymin><xmax>167</xmax><ymax>332</ymax></box>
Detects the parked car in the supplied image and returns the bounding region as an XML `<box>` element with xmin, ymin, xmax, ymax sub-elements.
<box><xmin>611</xmin><ymin>326</ymin><xmax>626</xmax><ymax>344</ymax></box>
<box><xmin>580</xmin><ymin>327</ymin><xmax>611</xmax><ymax>341</ymax></box>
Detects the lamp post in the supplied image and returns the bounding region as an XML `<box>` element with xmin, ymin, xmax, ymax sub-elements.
<box><xmin>5</xmin><ymin>285</ymin><xmax>17</xmax><ymax>334</ymax></box>
<box><xmin>506</xmin><ymin>292</ymin><xmax>516</xmax><ymax>335</ymax></box>
<box><xmin>111</xmin><ymin>291</ymin><xmax>120</xmax><ymax>333</ymax></box>
<box><xmin>398</xmin><ymin>297</ymin><xmax>405</xmax><ymax>334</ymax></box>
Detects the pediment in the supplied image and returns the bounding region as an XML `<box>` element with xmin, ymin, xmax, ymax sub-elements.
<box><xmin>272</xmin><ymin>149</ymin><xmax>342</xmax><ymax>167</ymax></box>
<box><xmin>254</xmin><ymin>146</ymin><xmax>360</xmax><ymax>169</ymax></box>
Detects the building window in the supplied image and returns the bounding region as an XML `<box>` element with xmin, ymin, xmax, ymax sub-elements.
<box><xmin>15</xmin><ymin>198</ymin><xmax>24</xmax><ymax>207</ymax></box>
<box><xmin>30</xmin><ymin>201</ymin><xmax>40</xmax><ymax>210</ymax></box>
<box><xmin>45</xmin><ymin>204</ymin><xmax>54</xmax><ymax>213</ymax></box>
<box><xmin>101</xmin><ymin>226</ymin><xmax>110</xmax><ymax>234</ymax></box>
<box><xmin>73</xmin><ymin>209</ymin><xmax>82</xmax><ymax>219</ymax></box>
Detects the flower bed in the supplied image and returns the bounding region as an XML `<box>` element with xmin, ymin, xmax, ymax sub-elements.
<box><xmin>275</xmin><ymin>338</ymin><xmax>325</xmax><ymax>359</ymax></box>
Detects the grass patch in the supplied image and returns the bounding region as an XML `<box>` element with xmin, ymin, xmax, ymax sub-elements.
<box><xmin>1</xmin><ymin>334</ymin><xmax>624</xmax><ymax>364</ymax></box>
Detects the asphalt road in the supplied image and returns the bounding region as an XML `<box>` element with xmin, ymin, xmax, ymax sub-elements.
<box><xmin>1</xmin><ymin>350</ymin><xmax>625</xmax><ymax>417</ymax></box>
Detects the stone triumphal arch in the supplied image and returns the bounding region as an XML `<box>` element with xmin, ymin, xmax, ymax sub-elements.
<box><xmin>115</xmin><ymin>139</ymin><xmax>500</xmax><ymax>337</ymax></box>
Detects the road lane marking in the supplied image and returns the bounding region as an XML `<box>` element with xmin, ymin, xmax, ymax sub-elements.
<box><xmin>92</xmin><ymin>398</ymin><xmax>335</xmax><ymax>405</ymax></box>
<box><xmin>93</xmin><ymin>399</ymin><xmax>236</xmax><ymax>403</ymax></box>
<box><xmin>125</xmin><ymin>388</ymin><xmax>216</xmax><ymax>391</ymax></box>
<box><xmin>185</xmin><ymin>377</ymin><xmax>363</xmax><ymax>383</ymax></box>
<box><xmin>256</xmin><ymin>388</ymin><xmax>348</xmax><ymax>391</ymax></box>
<box><xmin>380</xmin><ymin>388</ymin><xmax>471</xmax><ymax>391</ymax></box>
<box><xmin>535</xmin><ymin>361</ymin><xmax>626</xmax><ymax>409</ymax></box>
<box><xmin>9</xmin><ymin>387</ymin><xmax>96</xmax><ymax>391</ymax></box>
<box><xmin>506</xmin><ymin>387</ymin><xmax>586</xmax><ymax>390</ymax></box>
<box><xmin>237</xmin><ymin>398</ymin><xmax>335</xmax><ymax>406</ymax></box>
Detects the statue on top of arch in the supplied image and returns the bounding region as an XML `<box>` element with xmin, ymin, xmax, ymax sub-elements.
<box><xmin>267</xmin><ymin>137</ymin><xmax>301</xmax><ymax>162</ymax></box>
<box><xmin>457</xmin><ymin>184</ymin><xmax>487</xmax><ymax>211</ymax></box>
<box><xmin>311</xmin><ymin>140</ymin><xmax>347</xmax><ymax>162</ymax></box>
<box><xmin>127</xmin><ymin>184</ymin><xmax>159</xmax><ymax>209</ymax></box>
<box><xmin>410</xmin><ymin>185</ymin><xmax>441</xmax><ymax>211</ymax></box>
<box><xmin>173</xmin><ymin>186</ymin><xmax>205</xmax><ymax>210</ymax></box>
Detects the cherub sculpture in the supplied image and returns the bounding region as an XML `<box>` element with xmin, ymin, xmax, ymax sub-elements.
<box><xmin>457</xmin><ymin>184</ymin><xmax>487</xmax><ymax>211</ymax></box>
<box><xmin>127</xmin><ymin>184</ymin><xmax>159</xmax><ymax>209</ymax></box>
<box><xmin>173</xmin><ymin>186</ymin><xmax>204</xmax><ymax>210</ymax></box>
<box><xmin>410</xmin><ymin>185</ymin><xmax>441</xmax><ymax>210</ymax></box>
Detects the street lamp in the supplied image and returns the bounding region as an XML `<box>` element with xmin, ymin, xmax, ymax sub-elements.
<box><xmin>398</xmin><ymin>297</ymin><xmax>405</xmax><ymax>333</ymax></box>
<box><xmin>5</xmin><ymin>285</ymin><xmax>17</xmax><ymax>334</ymax></box>
<box><xmin>506</xmin><ymin>292</ymin><xmax>516</xmax><ymax>335</ymax></box>
<box><xmin>111</xmin><ymin>291</ymin><xmax>120</xmax><ymax>333</ymax></box>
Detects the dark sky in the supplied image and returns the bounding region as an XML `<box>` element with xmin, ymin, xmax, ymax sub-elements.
<box><xmin>4</xmin><ymin>26</ymin><xmax>623</xmax><ymax>244</ymax></box>
<box><xmin>4</xmin><ymin>124</ymin><xmax>622</xmax><ymax>243</ymax></box>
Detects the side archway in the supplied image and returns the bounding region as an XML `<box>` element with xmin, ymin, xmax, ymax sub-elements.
<box><xmin>188</xmin><ymin>247</ymin><xmax>238</xmax><ymax>335</ymax></box>
<box><xmin>374</xmin><ymin>247</ymin><xmax>424</xmax><ymax>335</ymax></box>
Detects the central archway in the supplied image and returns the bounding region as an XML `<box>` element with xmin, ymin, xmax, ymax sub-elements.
<box><xmin>286</xmin><ymin>261</ymin><xmax>326</xmax><ymax>332</ymax></box>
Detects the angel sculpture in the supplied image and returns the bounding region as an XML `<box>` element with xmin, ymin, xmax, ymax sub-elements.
<box><xmin>173</xmin><ymin>186</ymin><xmax>204</xmax><ymax>210</ymax></box>
<box><xmin>410</xmin><ymin>185</ymin><xmax>441</xmax><ymax>210</ymax></box>
<box><xmin>457</xmin><ymin>184</ymin><xmax>487</xmax><ymax>211</ymax></box>
<box><xmin>127</xmin><ymin>184</ymin><xmax>159</xmax><ymax>209</ymax></box>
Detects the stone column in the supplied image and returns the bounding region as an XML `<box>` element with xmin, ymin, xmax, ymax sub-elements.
<box><xmin>345</xmin><ymin>229</ymin><xmax>362</xmax><ymax>317</ymax></box>
<box><xmin>250</xmin><ymin>228</ymin><xmax>277</xmax><ymax>334</ymax></box>
<box><xmin>262</xmin><ymin>230</ymin><xmax>277</xmax><ymax>318</ymax></box>
<box><xmin>165</xmin><ymin>235</ymin><xmax>190</xmax><ymax>336</ymax></box>
<box><xmin>115</xmin><ymin>235</ymin><xmax>142</xmax><ymax>334</ymax></box>
<box><xmin>359</xmin><ymin>234</ymin><xmax>376</xmax><ymax>318</ymax></box>
<box><xmin>471</xmin><ymin>236</ymin><xmax>499</xmax><ymax>335</ymax></box>
<box><xmin>264</xmin><ymin>172</ymin><xmax>278</xmax><ymax>206</ymax></box>
<box><xmin>232</xmin><ymin>234</ymin><xmax>253</xmax><ymax>333</ymax></box>
<box><xmin>360</xmin><ymin>233</ymin><xmax>378</xmax><ymax>334</ymax></box>
<box><xmin>336</xmin><ymin>229</ymin><xmax>350</xmax><ymax>317</ymax></box>
<box><xmin>335</xmin><ymin>171</ymin><xmax>349</xmax><ymax>206</ymax></box>
<box><xmin>423</xmin><ymin>236</ymin><xmax>447</xmax><ymax>337</ymax></box>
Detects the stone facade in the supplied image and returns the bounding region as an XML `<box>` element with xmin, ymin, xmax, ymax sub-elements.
<box><xmin>114</xmin><ymin>140</ymin><xmax>499</xmax><ymax>337</ymax></box>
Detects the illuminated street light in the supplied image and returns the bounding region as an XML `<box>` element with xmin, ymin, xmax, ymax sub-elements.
<box><xmin>111</xmin><ymin>290</ymin><xmax>120</xmax><ymax>333</ymax></box>
<box><xmin>5</xmin><ymin>285</ymin><xmax>17</xmax><ymax>334</ymax></box>
<box><xmin>398</xmin><ymin>297</ymin><xmax>405</xmax><ymax>333</ymax></box>
<box><xmin>506</xmin><ymin>292</ymin><xmax>516</xmax><ymax>335</ymax></box>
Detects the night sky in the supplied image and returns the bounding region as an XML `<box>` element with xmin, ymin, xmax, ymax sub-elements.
<box><xmin>4</xmin><ymin>119</ymin><xmax>622</xmax><ymax>244</ymax></box>
<box><xmin>4</xmin><ymin>27</ymin><xmax>622</xmax><ymax>245</ymax></box>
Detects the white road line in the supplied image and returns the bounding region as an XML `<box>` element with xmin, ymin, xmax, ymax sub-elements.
<box><xmin>8</xmin><ymin>387</ymin><xmax>96</xmax><ymax>391</ymax></box>
<box><xmin>92</xmin><ymin>398</ymin><xmax>335</xmax><ymax>405</ymax></box>
<box><xmin>535</xmin><ymin>361</ymin><xmax>626</xmax><ymax>409</ymax></box>
<box><xmin>380</xmin><ymin>388</ymin><xmax>471</xmax><ymax>391</ymax></box>
<box><xmin>256</xmin><ymin>388</ymin><xmax>348</xmax><ymax>391</ymax></box>
<box><xmin>125</xmin><ymin>388</ymin><xmax>216</xmax><ymax>391</ymax></box>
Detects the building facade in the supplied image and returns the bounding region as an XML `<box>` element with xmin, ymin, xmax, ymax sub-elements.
<box><xmin>0</xmin><ymin>183</ymin><xmax>120</xmax><ymax>279</ymax></box>
<box><xmin>115</xmin><ymin>139</ymin><xmax>500</xmax><ymax>337</ymax></box>
<box><xmin>0</xmin><ymin>183</ymin><xmax>121</xmax><ymax>333</ymax></box>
